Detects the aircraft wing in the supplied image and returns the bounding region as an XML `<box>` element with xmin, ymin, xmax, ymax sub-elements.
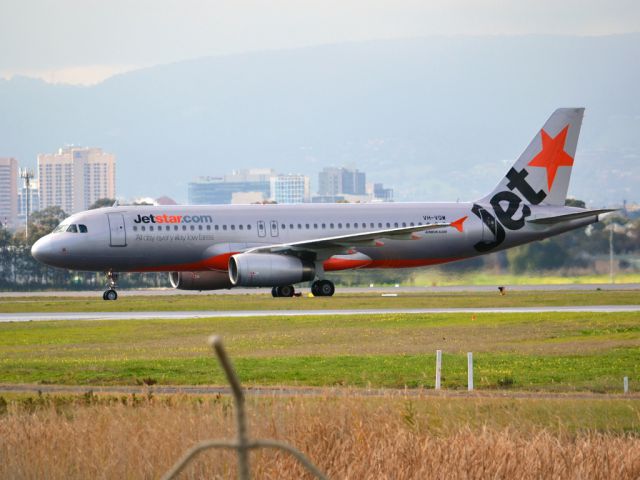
<box><xmin>527</xmin><ymin>209</ymin><xmax>616</xmax><ymax>225</ymax></box>
<box><xmin>246</xmin><ymin>222</ymin><xmax>453</xmax><ymax>255</ymax></box>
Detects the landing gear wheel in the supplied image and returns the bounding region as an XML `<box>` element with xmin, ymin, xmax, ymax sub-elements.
<box><xmin>312</xmin><ymin>280</ymin><xmax>335</xmax><ymax>297</ymax></box>
<box><xmin>103</xmin><ymin>270</ymin><xmax>119</xmax><ymax>300</ymax></box>
<box><xmin>104</xmin><ymin>289</ymin><xmax>118</xmax><ymax>301</ymax></box>
<box><xmin>276</xmin><ymin>285</ymin><xmax>295</xmax><ymax>298</ymax></box>
<box><xmin>271</xmin><ymin>287</ymin><xmax>278</xmax><ymax>298</ymax></box>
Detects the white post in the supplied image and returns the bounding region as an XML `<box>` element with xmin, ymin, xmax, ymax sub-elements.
<box><xmin>624</xmin><ymin>376</ymin><xmax>629</xmax><ymax>393</ymax></box>
<box><xmin>435</xmin><ymin>350</ymin><xmax>442</xmax><ymax>390</ymax></box>
<box><xmin>467</xmin><ymin>352</ymin><xmax>474</xmax><ymax>391</ymax></box>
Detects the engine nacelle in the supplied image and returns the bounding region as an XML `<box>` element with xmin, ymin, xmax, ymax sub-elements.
<box><xmin>229</xmin><ymin>253</ymin><xmax>315</xmax><ymax>287</ymax></box>
<box><xmin>169</xmin><ymin>271</ymin><xmax>233</xmax><ymax>290</ymax></box>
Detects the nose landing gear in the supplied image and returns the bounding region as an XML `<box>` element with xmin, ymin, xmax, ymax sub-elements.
<box><xmin>103</xmin><ymin>271</ymin><xmax>119</xmax><ymax>300</ymax></box>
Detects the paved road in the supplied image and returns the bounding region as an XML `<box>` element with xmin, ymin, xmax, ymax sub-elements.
<box><xmin>1</xmin><ymin>383</ymin><xmax>637</xmax><ymax>400</ymax></box>
<box><xmin>1</xmin><ymin>283</ymin><xmax>639</xmax><ymax>297</ymax></box>
<box><xmin>2</xmin><ymin>305</ymin><xmax>640</xmax><ymax>323</ymax></box>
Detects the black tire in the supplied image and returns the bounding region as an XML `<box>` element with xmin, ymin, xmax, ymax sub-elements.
<box><xmin>311</xmin><ymin>281</ymin><xmax>321</xmax><ymax>296</ymax></box>
<box><xmin>319</xmin><ymin>280</ymin><xmax>335</xmax><ymax>297</ymax></box>
<box><xmin>102</xmin><ymin>291</ymin><xmax>108</xmax><ymax>300</ymax></box>
<box><xmin>271</xmin><ymin>287</ymin><xmax>278</xmax><ymax>297</ymax></box>
<box><xmin>278</xmin><ymin>285</ymin><xmax>295</xmax><ymax>297</ymax></box>
<box><xmin>105</xmin><ymin>289</ymin><xmax>118</xmax><ymax>301</ymax></box>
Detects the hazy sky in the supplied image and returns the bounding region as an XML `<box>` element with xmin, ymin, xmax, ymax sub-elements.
<box><xmin>1</xmin><ymin>0</ymin><xmax>639</xmax><ymax>84</ymax></box>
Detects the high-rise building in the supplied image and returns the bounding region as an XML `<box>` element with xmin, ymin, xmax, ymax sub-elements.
<box><xmin>18</xmin><ymin>178</ymin><xmax>40</xmax><ymax>218</ymax></box>
<box><xmin>0</xmin><ymin>157</ymin><xmax>18</xmax><ymax>229</ymax></box>
<box><xmin>188</xmin><ymin>169</ymin><xmax>274</xmax><ymax>205</ymax></box>
<box><xmin>318</xmin><ymin>167</ymin><xmax>366</xmax><ymax>197</ymax></box>
<box><xmin>270</xmin><ymin>174</ymin><xmax>310</xmax><ymax>204</ymax></box>
<box><xmin>38</xmin><ymin>147</ymin><xmax>116</xmax><ymax>214</ymax></box>
<box><xmin>373</xmin><ymin>183</ymin><xmax>394</xmax><ymax>202</ymax></box>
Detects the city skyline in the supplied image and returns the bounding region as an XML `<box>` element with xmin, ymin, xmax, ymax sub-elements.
<box><xmin>1</xmin><ymin>153</ymin><xmax>396</xmax><ymax>231</ymax></box>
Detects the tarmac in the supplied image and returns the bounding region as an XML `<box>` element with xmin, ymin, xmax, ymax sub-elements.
<box><xmin>1</xmin><ymin>305</ymin><xmax>640</xmax><ymax>323</ymax></box>
<box><xmin>1</xmin><ymin>283</ymin><xmax>639</xmax><ymax>297</ymax></box>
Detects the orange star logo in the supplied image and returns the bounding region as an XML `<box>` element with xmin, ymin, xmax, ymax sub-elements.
<box><xmin>527</xmin><ymin>125</ymin><xmax>574</xmax><ymax>191</ymax></box>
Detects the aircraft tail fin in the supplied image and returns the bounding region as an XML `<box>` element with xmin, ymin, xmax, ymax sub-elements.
<box><xmin>479</xmin><ymin>108</ymin><xmax>584</xmax><ymax>206</ymax></box>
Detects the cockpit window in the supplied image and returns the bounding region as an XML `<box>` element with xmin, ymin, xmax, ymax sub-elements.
<box><xmin>66</xmin><ymin>224</ymin><xmax>78</xmax><ymax>233</ymax></box>
<box><xmin>53</xmin><ymin>222</ymin><xmax>69</xmax><ymax>233</ymax></box>
<box><xmin>78</xmin><ymin>224</ymin><xmax>88</xmax><ymax>233</ymax></box>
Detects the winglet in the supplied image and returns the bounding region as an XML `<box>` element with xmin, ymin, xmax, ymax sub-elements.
<box><xmin>450</xmin><ymin>216</ymin><xmax>467</xmax><ymax>233</ymax></box>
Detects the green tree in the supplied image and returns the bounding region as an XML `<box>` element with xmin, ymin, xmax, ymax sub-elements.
<box><xmin>507</xmin><ymin>240</ymin><xmax>569</xmax><ymax>273</ymax></box>
<box><xmin>89</xmin><ymin>198</ymin><xmax>116</xmax><ymax>209</ymax></box>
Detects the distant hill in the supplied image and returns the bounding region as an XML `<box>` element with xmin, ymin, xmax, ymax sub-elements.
<box><xmin>1</xmin><ymin>34</ymin><xmax>639</xmax><ymax>205</ymax></box>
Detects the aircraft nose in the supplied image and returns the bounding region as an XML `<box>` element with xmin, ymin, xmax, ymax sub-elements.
<box><xmin>31</xmin><ymin>236</ymin><xmax>55</xmax><ymax>265</ymax></box>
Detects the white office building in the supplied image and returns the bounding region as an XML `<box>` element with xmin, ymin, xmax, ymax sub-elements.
<box><xmin>38</xmin><ymin>147</ymin><xmax>116</xmax><ymax>214</ymax></box>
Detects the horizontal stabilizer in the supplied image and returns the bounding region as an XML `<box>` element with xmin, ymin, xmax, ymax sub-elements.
<box><xmin>527</xmin><ymin>209</ymin><xmax>616</xmax><ymax>225</ymax></box>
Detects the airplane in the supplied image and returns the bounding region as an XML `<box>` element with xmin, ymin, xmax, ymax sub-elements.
<box><xmin>31</xmin><ymin>108</ymin><xmax>613</xmax><ymax>300</ymax></box>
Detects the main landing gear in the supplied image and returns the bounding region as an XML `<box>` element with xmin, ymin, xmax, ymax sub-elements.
<box><xmin>103</xmin><ymin>271</ymin><xmax>119</xmax><ymax>301</ymax></box>
<box><xmin>272</xmin><ymin>285</ymin><xmax>295</xmax><ymax>297</ymax></box>
<box><xmin>271</xmin><ymin>280</ymin><xmax>335</xmax><ymax>297</ymax></box>
<box><xmin>311</xmin><ymin>279</ymin><xmax>335</xmax><ymax>297</ymax></box>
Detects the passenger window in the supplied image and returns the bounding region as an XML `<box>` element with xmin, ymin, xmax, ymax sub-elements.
<box><xmin>182</xmin><ymin>225</ymin><xmax>187</xmax><ymax>231</ymax></box>
<box><xmin>386</xmin><ymin>223</ymin><xmax>391</xmax><ymax>228</ymax></box>
<box><xmin>150</xmin><ymin>226</ymin><xmax>154</xmax><ymax>232</ymax></box>
<box><xmin>346</xmin><ymin>223</ymin><xmax>350</xmax><ymax>228</ymax></box>
<box><xmin>289</xmin><ymin>224</ymin><xmax>294</xmax><ymax>229</ymax></box>
<box><xmin>322</xmin><ymin>223</ymin><xmax>326</xmax><ymax>229</ymax></box>
<box><xmin>354</xmin><ymin>223</ymin><xmax>358</xmax><ymax>228</ymax></box>
<box><xmin>78</xmin><ymin>224</ymin><xmax>88</xmax><ymax>233</ymax></box>
<box><xmin>247</xmin><ymin>225</ymin><xmax>251</xmax><ymax>230</ymax></box>
<box><xmin>223</xmin><ymin>225</ymin><xmax>227</xmax><ymax>231</ymax></box>
<box><xmin>174</xmin><ymin>225</ymin><xmax>179</xmax><ymax>231</ymax></box>
<box><xmin>338</xmin><ymin>223</ymin><xmax>342</xmax><ymax>228</ymax></box>
<box><xmin>190</xmin><ymin>225</ymin><xmax>195</xmax><ymax>231</ymax></box>
<box><xmin>230</xmin><ymin>225</ymin><xmax>235</xmax><ymax>230</ymax></box>
<box><xmin>239</xmin><ymin>225</ymin><xmax>243</xmax><ymax>230</ymax></box>
<box><xmin>215</xmin><ymin>225</ymin><xmax>219</xmax><ymax>230</ymax></box>
<box><xmin>281</xmin><ymin>224</ymin><xmax>286</xmax><ymax>229</ymax></box>
<box><xmin>402</xmin><ymin>222</ymin><xmax>407</xmax><ymax>227</ymax></box>
<box><xmin>297</xmin><ymin>223</ymin><xmax>302</xmax><ymax>229</ymax></box>
<box><xmin>141</xmin><ymin>226</ymin><xmax>146</xmax><ymax>231</ymax></box>
<box><xmin>330</xmin><ymin>223</ymin><xmax>334</xmax><ymax>228</ymax></box>
<box><xmin>198</xmin><ymin>225</ymin><xmax>203</xmax><ymax>230</ymax></box>
<box><xmin>206</xmin><ymin>225</ymin><xmax>211</xmax><ymax>230</ymax></box>
<box><xmin>378</xmin><ymin>223</ymin><xmax>382</xmax><ymax>228</ymax></box>
<box><xmin>133</xmin><ymin>226</ymin><xmax>138</xmax><ymax>232</ymax></box>
<box><xmin>314</xmin><ymin>224</ymin><xmax>318</xmax><ymax>229</ymax></box>
<box><xmin>66</xmin><ymin>224</ymin><xmax>78</xmax><ymax>233</ymax></box>
<box><xmin>305</xmin><ymin>224</ymin><xmax>309</xmax><ymax>229</ymax></box>
<box><xmin>410</xmin><ymin>222</ymin><xmax>415</xmax><ymax>227</ymax></box>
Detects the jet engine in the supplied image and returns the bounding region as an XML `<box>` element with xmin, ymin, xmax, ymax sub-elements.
<box><xmin>169</xmin><ymin>271</ymin><xmax>233</xmax><ymax>290</ymax></box>
<box><xmin>229</xmin><ymin>253</ymin><xmax>315</xmax><ymax>287</ymax></box>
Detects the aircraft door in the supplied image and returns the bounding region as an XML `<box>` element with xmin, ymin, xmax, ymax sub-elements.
<box><xmin>478</xmin><ymin>207</ymin><xmax>497</xmax><ymax>242</ymax></box>
<box><xmin>269</xmin><ymin>220</ymin><xmax>279</xmax><ymax>237</ymax></box>
<box><xmin>107</xmin><ymin>213</ymin><xmax>127</xmax><ymax>247</ymax></box>
<box><xmin>257</xmin><ymin>220</ymin><xmax>266</xmax><ymax>238</ymax></box>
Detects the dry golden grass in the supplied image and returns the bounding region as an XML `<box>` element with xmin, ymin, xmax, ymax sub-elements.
<box><xmin>1</xmin><ymin>393</ymin><xmax>639</xmax><ymax>479</ymax></box>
